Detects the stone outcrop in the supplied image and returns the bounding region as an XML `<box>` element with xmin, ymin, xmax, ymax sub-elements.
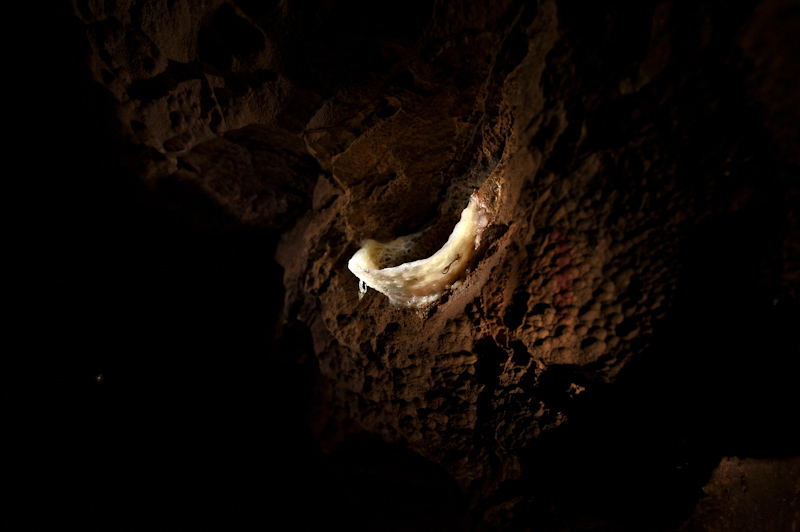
<box><xmin>46</xmin><ymin>0</ymin><xmax>799</xmax><ymax>530</ymax></box>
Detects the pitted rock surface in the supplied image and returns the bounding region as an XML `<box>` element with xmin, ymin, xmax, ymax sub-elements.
<box><xmin>51</xmin><ymin>1</ymin><xmax>799</xmax><ymax>530</ymax></box>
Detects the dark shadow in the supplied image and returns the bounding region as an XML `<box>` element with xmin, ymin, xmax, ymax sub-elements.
<box><xmin>32</xmin><ymin>7</ymin><xmax>323</xmax><ymax>529</ymax></box>
<box><xmin>320</xmin><ymin>435</ymin><xmax>471</xmax><ymax>532</ymax></box>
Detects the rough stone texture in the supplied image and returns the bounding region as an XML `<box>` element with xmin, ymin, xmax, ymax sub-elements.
<box><xmin>681</xmin><ymin>456</ymin><xmax>800</xmax><ymax>532</ymax></box>
<box><xmin>38</xmin><ymin>0</ymin><xmax>799</xmax><ymax>530</ymax></box>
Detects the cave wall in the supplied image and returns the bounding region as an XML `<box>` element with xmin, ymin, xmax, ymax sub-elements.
<box><xmin>42</xmin><ymin>0</ymin><xmax>800</xmax><ymax>530</ymax></box>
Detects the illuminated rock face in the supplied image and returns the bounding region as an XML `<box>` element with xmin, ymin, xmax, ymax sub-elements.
<box><xmin>59</xmin><ymin>0</ymin><xmax>799</xmax><ymax>530</ymax></box>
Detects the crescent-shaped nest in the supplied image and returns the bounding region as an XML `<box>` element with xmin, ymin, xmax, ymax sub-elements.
<box><xmin>348</xmin><ymin>191</ymin><xmax>493</xmax><ymax>308</ymax></box>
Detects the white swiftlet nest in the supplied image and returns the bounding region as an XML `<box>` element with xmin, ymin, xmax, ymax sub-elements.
<box><xmin>348</xmin><ymin>191</ymin><xmax>491</xmax><ymax>308</ymax></box>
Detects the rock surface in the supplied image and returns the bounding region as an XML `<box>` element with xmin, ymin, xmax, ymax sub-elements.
<box><xmin>40</xmin><ymin>0</ymin><xmax>799</xmax><ymax>530</ymax></box>
<box><xmin>681</xmin><ymin>456</ymin><xmax>800</xmax><ymax>532</ymax></box>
